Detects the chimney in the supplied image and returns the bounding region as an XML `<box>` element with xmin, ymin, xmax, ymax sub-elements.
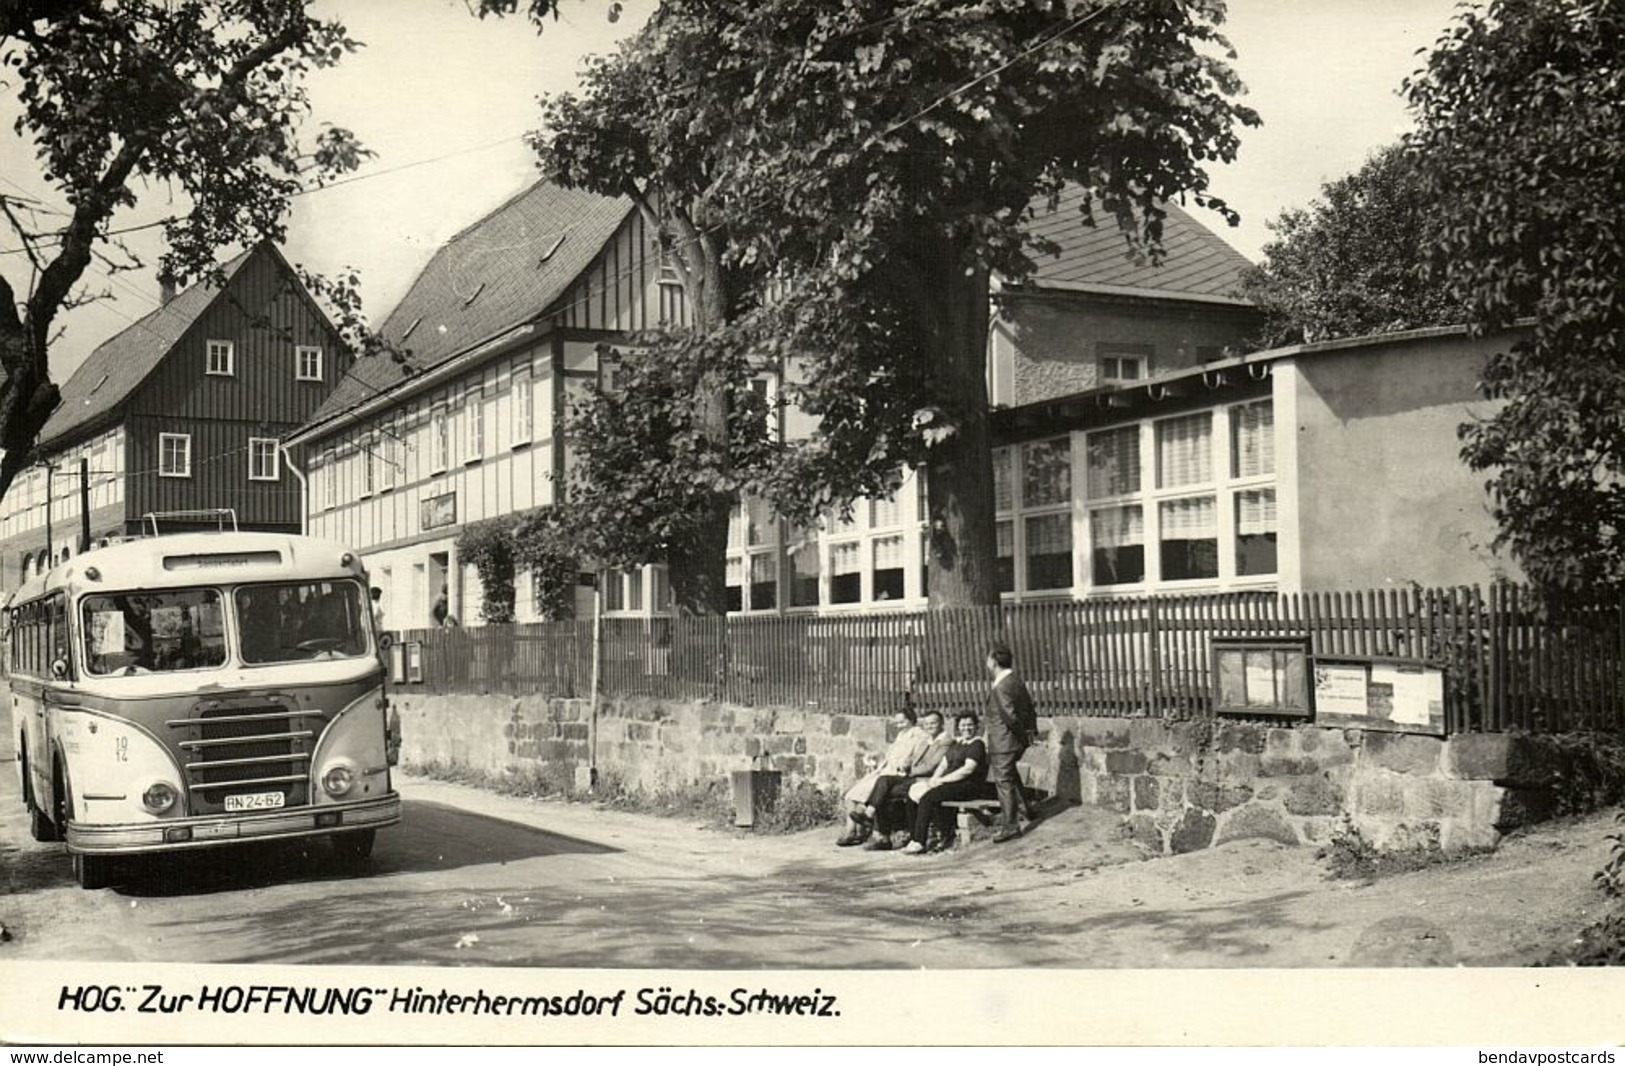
<box><xmin>159</xmin><ymin>273</ymin><xmax>178</xmax><ymax>306</ymax></box>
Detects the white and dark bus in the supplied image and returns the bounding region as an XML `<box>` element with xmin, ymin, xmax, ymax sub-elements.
<box><xmin>8</xmin><ymin>531</ymin><xmax>400</xmax><ymax>888</ymax></box>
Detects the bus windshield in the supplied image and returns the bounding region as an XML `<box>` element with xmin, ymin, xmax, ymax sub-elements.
<box><xmin>82</xmin><ymin>589</ymin><xmax>228</xmax><ymax>675</ymax></box>
<box><xmin>235</xmin><ymin>580</ymin><xmax>368</xmax><ymax>664</ymax></box>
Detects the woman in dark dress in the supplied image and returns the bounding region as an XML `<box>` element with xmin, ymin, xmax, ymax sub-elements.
<box><xmin>900</xmin><ymin>713</ymin><xmax>988</xmax><ymax>854</ymax></box>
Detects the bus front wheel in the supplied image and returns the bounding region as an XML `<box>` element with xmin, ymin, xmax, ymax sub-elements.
<box><xmin>330</xmin><ymin>829</ymin><xmax>376</xmax><ymax>865</ymax></box>
<box><xmin>29</xmin><ymin>804</ymin><xmax>55</xmax><ymax>843</ymax></box>
<box><xmin>72</xmin><ymin>852</ymin><xmax>114</xmax><ymax>891</ymax></box>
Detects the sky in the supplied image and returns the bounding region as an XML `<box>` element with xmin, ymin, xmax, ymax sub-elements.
<box><xmin>1</xmin><ymin>0</ymin><xmax>1464</xmax><ymax>385</ymax></box>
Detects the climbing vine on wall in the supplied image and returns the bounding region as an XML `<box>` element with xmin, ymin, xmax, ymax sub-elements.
<box><xmin>512</xmin><ymin>507</ymin><xmax>579</xmax><ymax>622</ymax></box>
<box><xmin>455</xmin><ymin>515</ymin><xmax>520</xmax><ymax>624</ymax></box>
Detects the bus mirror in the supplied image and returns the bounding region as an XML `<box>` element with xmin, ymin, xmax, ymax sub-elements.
<box><xmin>378</xmin><ymin>633</ymin><xmax>393</xmax><ymax>650</ymax></box>
<box><xmin>51</xmin><ymin>658</ymin><xmax>68</xmax><ymax>679</ymax></box>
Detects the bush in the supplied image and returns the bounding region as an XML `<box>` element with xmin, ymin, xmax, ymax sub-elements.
<box><xmin>753</xmin><ymin>780</ymin><xmax>841</xmax><ymax>834</ymax></box>
<box><xmin>1317</xmin><ymin>817</ymin><xmax>1462</xmax><ymax>880</ymax></box>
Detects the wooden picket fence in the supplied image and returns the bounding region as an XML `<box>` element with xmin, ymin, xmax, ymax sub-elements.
<box><xmin>393</xmin><ymin>583</ymin><xmax>1625</xmax><ymax>734</ymax></box>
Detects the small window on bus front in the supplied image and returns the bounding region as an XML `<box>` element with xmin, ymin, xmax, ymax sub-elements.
<box><xmin>82</xmin><ymin>589</ymin><xmax>227</xmax><ymax>675</ymax></box>
<box><xmin>235</xmin><ymin>581</ymin><xmax>368</xmax><ymax>665</ymax></box>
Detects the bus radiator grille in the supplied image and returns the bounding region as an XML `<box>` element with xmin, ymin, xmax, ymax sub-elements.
<box><xmin>181</xmin><ymin>705</ymin><xmax>315</xmax><ymax>807</ymax></box>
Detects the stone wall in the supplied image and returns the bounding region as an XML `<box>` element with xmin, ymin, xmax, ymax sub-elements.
<box><xmin>394</xmin><ymin>692</ymin><xmax>1598</xmax><ymax>853</ymax></box>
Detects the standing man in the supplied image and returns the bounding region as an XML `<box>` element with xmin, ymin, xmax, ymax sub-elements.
<box><xmin>985</xmin><ymin>645</ymin><xmax>1036</xmax><ymax>843</ymax></box>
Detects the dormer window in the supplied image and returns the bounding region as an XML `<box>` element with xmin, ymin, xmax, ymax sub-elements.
<box><xmin>206</xmin><ymin>340</ymin><xmax>235</xmax><ymax>376</ymax></box>
<box><xmin>1100</xmin><ymin>345</ymin><xmax>1151</xmax><ymax>387</ymax></box>
<box><xmin>295</xmin><ymin>345</ymin><xmax>323</xmax><ymax>382</ymax></box>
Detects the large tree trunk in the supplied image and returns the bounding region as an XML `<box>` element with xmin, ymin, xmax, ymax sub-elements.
<box><xmin>663</xmin><ymin>211</ymin><xmax>734</xmax><ymax>618</ymax></box>
<box><xmin>912</xmin><ymin>239</ymin><xmax>999</xmax><ymax>611</ymax></box>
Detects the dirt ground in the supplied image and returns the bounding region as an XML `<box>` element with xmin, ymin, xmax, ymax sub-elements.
<box><xmin>399</xmin><ymin>775</ymin><xmax>1621</xmax><ymax>969</ymax></box>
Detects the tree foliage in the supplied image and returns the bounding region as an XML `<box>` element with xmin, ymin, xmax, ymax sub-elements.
<box><xmin>1403</xmin><ymin>0</ymin><xmax>1625</xmax><ymax>601</ymax></box>
<box><xmin>0</xmin><ymin>0</ymin><xmax>367</xmax><ymax>500</ymax></box>
<box><xmin>521</xmin><ymin>0</ymin><xmax>1257</xmax><ymax>611</ymax></box>
<box><xmin>1239</xmin><ymin>145</ymin><xmax>1460</xmax><ymax>348</ymax></box>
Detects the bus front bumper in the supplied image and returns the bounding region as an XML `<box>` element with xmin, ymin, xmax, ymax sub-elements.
<box><xmin>64</xmin><ymin>793</ymin><xmax>401</xmax><ymax>855</ymax></box>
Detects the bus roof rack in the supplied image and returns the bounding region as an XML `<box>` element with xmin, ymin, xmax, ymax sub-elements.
<box><xmin>142</xmin><ymin>509</ymin><xmax>240</xmax><ymax>537</ymax></box>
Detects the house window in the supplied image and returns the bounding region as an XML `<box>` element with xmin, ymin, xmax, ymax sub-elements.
<box><xmin>295</xmin><ymin>346</ymin><xmax>323</xmax><ymax>382</ymax></box>
<box><xmin>1022</xmin><ymin>438</ymin><xmax>1071</xmax><ymax>508</ymax></box>
<box><xmin>465</xmin><ymin>392</ymin><xmax>485</xmax><ymax>463</ymax></box>
<box><xmin>1156</xmin><ymin>412</ymin><xmax>1212</xmax><ymax>489</ymax></box>
<box><xmin>322</xmin><ymin>447</ymin><xmax>337</xmax><ymax>510</ymax></box>
<box><xmin>1100</xmin><ymin>345</ymin><xmax>1151</xmax><ymax>385</ymax></box>
<box><xmin>993</xmin><ymin>447</ymin><xmax>1014</xmax><ymax>511</ymax></box>
<box><xmin>605</xmin><ymin>569</ymin><xmax>625</xmax><ymax>612</ymax></box>
<box><xmin>724</xmin><ymin>557</ymin><xmax>743</xmax><ymax>613</ymax></box>
<box><xmin>830</xmin><ymin>542</ymin><xmax>861</xmax><ymax>604</ymax></box>
<box><xmin>514</xmin><ymin>367</ymin><xmax>534</xmax><ymax>445</ymax></box>
<box><xmin>748</xmin><ymin>553</ymin><xmax>777</xmax><ymax>611</ymax></box>
<box><xmin>380</xmin><ymin>423</ymin><xmax>398</xmax><ymax>491</ymax></box>
<box><xmin>1159</xmin><ymin>495</ymin><xmax>1219</xmax><ymax>580</ymax></box>
<box><xmin>746</xmin><ymin>497</ymin><xmax>775</xmax><ymax>547</ymax></box>
<box><xmin>625</xmin><ymin>568</ymin><xmax>643</xmax><ymax>613</ymax></box>
<box><xmin>995</xmin><ymin>520</ymin><xmax>1015</xmax><ymax>593</ymax></box>
<box><xmin>1091</xmin><ymin>505</ymin><xmax>1145</xmax><ymax>586</ymax></box>
<box><xmin>872</xmin><ymin>535</ymin><xmax>905</xmax><ymax>601</ymax></box>
<box><xmin>248</xmin><ymin>438</ymin><xmax>279</xmax><ymax>481</ymax></box>
<box><xmin>1236</xmin><ymin>489</ymin><xmax>1278</xmax><ymax>576</ymax></box>
<box><xmin>1087</xmin><ymin>426</ymin><xmax>1141</xmax><ymax>498</ymax></box>
<box><xmin>158</xmin><ymin>433</ymin><xmax>192</xmax><ymax>478</ymax></box>
<box><xmin>1231</xmin><ymin>401</ymin><xmax>1275</xmax><ymax>478</ymax></box>
<box><xmin>789</xmin><ymin>539</ymin><xmax>820</xmax><ymax>608</ymax></box>
<box><xmin>431</xmin><ymin>407</ymin><xmax>449</xmax><ymax>472</ymax></box>
<box><xmin>206</xmin><ymin>340</ymin><xmax>234</xmax><ymax>376</ymax></box>
<box><xmin>1025</xmin><ymin>513</ymin><xmax>1072</xmax><ymax>590</ymax></box>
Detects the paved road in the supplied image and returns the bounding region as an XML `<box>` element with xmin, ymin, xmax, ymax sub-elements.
<box><xmin>2</xmin><ymin>721</ymin><xmax>1616</xmax><ymax>972</ymax></box>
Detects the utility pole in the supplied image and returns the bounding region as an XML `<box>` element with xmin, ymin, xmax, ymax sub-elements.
<box><xmin>43</xmin><ymin>463</ymin><xmax>52</xmax><ymax>566</ymax></box>
<box><xmin>79</xmin><ymin>458</ymin><xmax>90</xmax><ymax>552</ymax></box>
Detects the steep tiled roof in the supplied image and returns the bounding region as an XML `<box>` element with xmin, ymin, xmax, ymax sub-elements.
<box><xmin>305</xmin><ymin>182</ymin><xmax>632</xmax><ymax>428</ymax></box>
<box><xmin>40</xmin><ymin>247</ymin><xmax>257</xmax><ymax>449</ymax></box>
<box><xmin>1020</xmin><ymin>185</ymin><xmax>1255</xmax><ymax>303</ymax></box>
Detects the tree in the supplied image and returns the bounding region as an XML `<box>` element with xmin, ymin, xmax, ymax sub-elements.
<box><xmin>0</xmin><ymin>1</ymin><xmax>368</xmax><ymax>500</ymax></box>
<box><xmin>509</xmin><ymin>0</ymin><xmax>1255</xmax><ymax>610</ymax></box>
<box><xmin>1239</xmin><ymin>145</ymin><xmax>1460</xmax><ymax>348</ymax></box>
<box><xmin>1403</xmin><ymin>0</ymin><xmax>1625</xmax><ymax>601</ymax></box>
<box><xmin>528</xmin><ymin>25</ymin><xmax>770</xmax><ymax>616</ymax></box>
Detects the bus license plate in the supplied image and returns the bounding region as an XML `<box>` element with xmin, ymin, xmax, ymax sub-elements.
<box><xmin>224</xmin><ymin>792</ymin><xmax>285</xmax><ymax>812</ymax></box>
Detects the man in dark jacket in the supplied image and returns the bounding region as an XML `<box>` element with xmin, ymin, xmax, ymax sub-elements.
<box><xmin>985</xmin><ymin>645</ymin><xmax>1035</xmax><ymax>842</ymax></box>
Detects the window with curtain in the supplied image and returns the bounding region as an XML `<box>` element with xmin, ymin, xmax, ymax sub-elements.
<box><xmin>725</xmin><ymin>556</ymin><xmax>744</xmax><ymax>613</ymax></box>
<box><xmin>789</xmin><ymin>541</ymin><xmax>821</xmax><ymax>607</ymax></box>
<box><xmin>993</xmin><ymin>447</ymin><xmax>1014</xmax><ymax>511</ymax></box>
<box><xmin>1232</xmin><ymin>401</ymin><xmax>1275</xmax><ymax>478</ymax></box>
<box><xmin>1022</xmin><ymin>437</ymin><xmax>1071</xmax><ymax>508</ymax></box>
<box><xmin>1090</xmin><ymin>505</ymin><xmax>1145</xmax><ymax>585</ymax></box>
<box><xmin>1159</xmin><ymin>496</ymin><xmax>1219</xmax><ymax>580</ymax></box>
<box><xmin>1235</xmin><ymin>489</ymin><xmax>1278</xmax><ymax>576</ymax></box>
<box><xmin>871</xmin><ymin>491</ymin><xmax>903</xmax><ymax>529</ymax></box>
<box><xmin>726</xmin><ymin>502</ymin><xmax>745</xmax><ymax>550</ymax></box>
<box><xmin>749</xmin><ymin>553</ymin><xmax>777</xmax><ymax>610</ymax></box>
<box><xmin>747</xmin><ymin>497</ymin><xmax>776</xmax><ymax>547</ymax></box>
<box><xmin>625</xmin><ymin>568</ymin><xmax>644</xmax><ymax>612</ymax></box>
<box><xmin>830</xmin><ymin>542</ymin><xmax>862</xmax><ymax>604</ymax></box>
<box><xmin>996</xmin><ymin>519</ymin><xmax>1015</xmax><ymax>593</ymax></box>
<box><xmin>872</xmin><ymin>535</ymin><xmax>905</xmax><ymax>601</ymax></box>
<box><xmin>1087</xmin><ymin>426</ymin><xmax>1141</xmax><ymax>498</ymax></box>
<box><xmin>1156</xmin><ymin>413</ymin><xmax>1212</xmax><ymax>489</ymax></box>
<box><xmin>1024</xmin><ymin>513</ymin><xmax>1073</xmax><ymax>590</ymax></box>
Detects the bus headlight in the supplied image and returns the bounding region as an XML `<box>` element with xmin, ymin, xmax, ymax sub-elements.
<box><xmin>321</xmin><ymin>762</ymin><xmax>356</xmax><ymax>797</ymax></box>
<box><xmin>141</xmin><ymin>781</ymin><xmax>179</xmax><ymax>814</ymax></box>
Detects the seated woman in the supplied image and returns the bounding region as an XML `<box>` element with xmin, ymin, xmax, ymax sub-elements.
<box><xmin>835</xmin><ymin>707</ymin><xmax>928</xmax><ymax>847</ymax></box>
<box><xmin>900</xmin><ymin>712</ymin><xmax>988</xmax><ymax>855</ymax></box>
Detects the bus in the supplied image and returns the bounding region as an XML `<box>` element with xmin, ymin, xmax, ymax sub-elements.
<box><xmin>7</xmin><ymin>531</ymin><xmax>401</xmax><ymax>889</ymax></box>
